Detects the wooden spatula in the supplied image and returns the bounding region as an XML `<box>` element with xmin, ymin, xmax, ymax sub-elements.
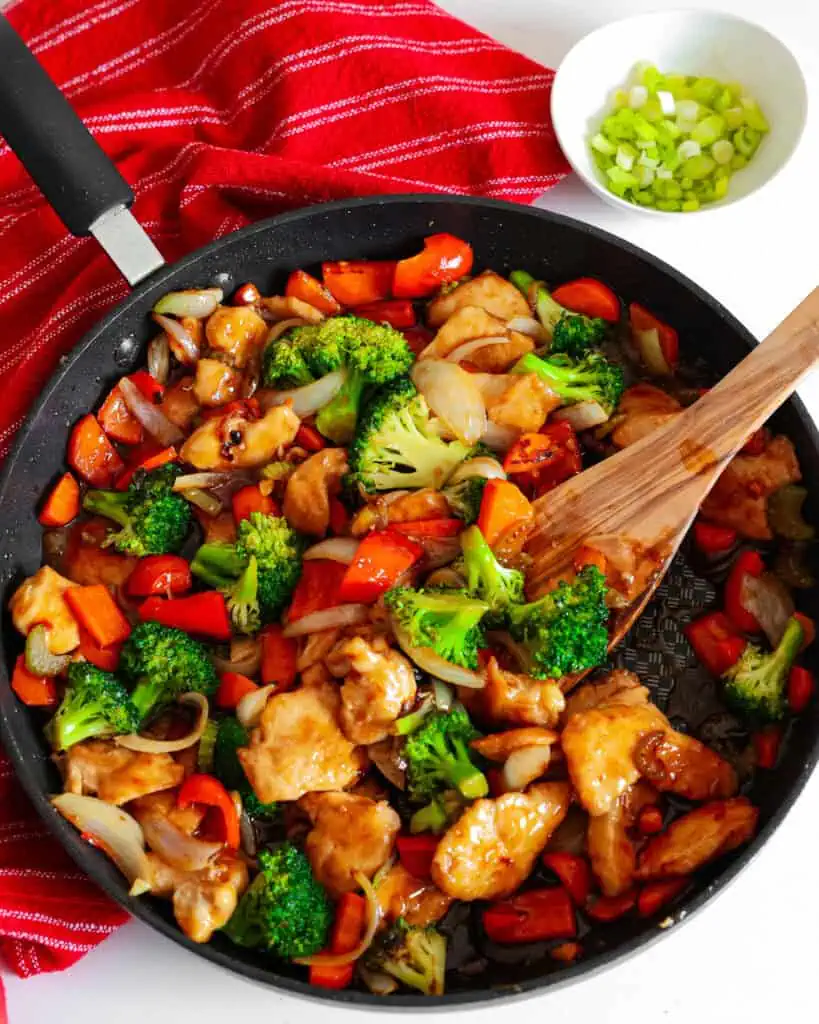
<box><xmin>526</xmin><ymin>287</ymin><xmax>819</xmax><ymax>652</ymax></box>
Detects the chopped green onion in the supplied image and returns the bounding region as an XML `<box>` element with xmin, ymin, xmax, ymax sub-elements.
<box><xmin>691</xmin><ymin>114</ymin><xmax>725</xmax><ymax>147</ymax></box>
<box><xmin>591</xmin><ymin>133</ymin><xmax>616</xmax><ymax>155</ymax></box>
<box><xmin>711</xmin><ymin>139</ymin><xmax>734</xmax><ymax>165</ymax></box>
<box><xmin>629</xmin><ymin>85</ymin><xmax>648</xmax><ymax>108</ymax></box>
<box><xmin>677</xmin><ymin>139</ymin><xmax>701</xmax><ymax>160</ymax></box>
<box><xmin>734</xmin><ymin>127</ymin><xmax>761</xmax><ymax>157</ymax></box>
<box><xmin>675</xmin><ymin>99</ymin><xmax>700</xmax><ymax>122</ymax></box>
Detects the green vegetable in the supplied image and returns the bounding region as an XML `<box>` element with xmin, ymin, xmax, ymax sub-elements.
<box><xmin>83</xmin><ymin>464</ymin><xmax>191</xmax><ymax>557</ymax></box>
<box><xmin>768</xmin><ymin>485</ymin><xmax>815</xmax><ymax>542</ymax></box>
<box><xmin>394</xmin><ymin>693</ymin><xmax>436</xmax><ymax>736</ymax></box>
<box><xmin>47</xmin><ymin>662</ymin><xmax>138</xmax><ymax>751</ymax></box>
<box><xmin>513</xmin><ymin>350</ymin><xmax>625</xmax><ymax>415</ymax></box>
<box><xmin>442</xmin><ymin>475</ymin><xmax>487</xmax><ymax>525</ymax></box>
<box><xmin>460</xmin><ymin>524</ymin><xmax>524</xmax><ymax>622</ymax></box>
<box><xmin>364</xmin><ymin>919</ymin><xmax>447</xmax><ymax>996</ymax></box>
<box><xmin>722</xmin><ymin>615</ymin><xmax>804</xmax><ymax>722</ymax></box>
<box><xmin>197</xmin><ymin>719</ymin><xmax>219</xmax><ymax>773</ymax></box>
<box><xmin>25</xmin><ymin>624</ymin><xmax>70</xmax><ymax>677</ymax></box>
<box><xmin>119</xmin><ymin>621</ymin><xmax>218</xmax><ymax>726</ymax></box>
<box><xmin>384</xmin><ymin>586</ymin><xmax>488</xmax><ymax>670</ymax></box>
<box><xmin>409</xmin><ymin>790</ymin><xmax>464</xmax><ymax>835</ymax></box>
<box><xmin>506</xmin><ymin>564</ymin><xmax>609</xmax><ymax>679</ymax></box>
<box><xmin>222</xmin><ymin>842</ymin><xmax>331</xmax><ymax>959</ymax></box>
<box><xmin>212</xmin><ymin>717</ymin><xmax>278</xmax><ymax>820</ymax></box>
<box><xmin>510</xmin><ymin>270</ymin><xmax>608</xmax><ymax>357</ymax></box>
<box><xmin>404</xmin><ymin>705</ymin><xmax>488</xmax><ymax>803</ymax></box>
<box><xmin>773</xmin><ymin>542</ymin><xmax>816</xmax><ymax>590</ymax></box>
<box><xmin>348</xmin><ymin>377</ymin><xmax>472</xmax><ymax>494</ymax></box>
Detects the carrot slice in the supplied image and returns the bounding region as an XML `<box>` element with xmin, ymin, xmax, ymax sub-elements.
<box><xmin>98</xmin><ymin>385</ymin><xmax>143</xmax><ymax>445</ymax></box>
<box><xmin>477</xmin><ymin>479</ymin><xmax>532</xmax><ymax>548</ymax></box>
<box><xmin>39</xmin><ymin>472</ymin><xmax>81</xmax><ymax>527</ymax></box>
<box><xmin>78</xmin><ymin>626</ymin><xmax>122</xmax><ymax>671</ymax></box>
<box><xmin>285</xmin><ymin>270</ymin><xmax>342</xmax><ymax>316</ymax></box>
<box><xmin>11</xmin><ymin>655</ymin><xmax>57</xmax><ymax>707</ymax></box>
<box><xmin>68</xmin><ymin>414</ymin><xmax>125</xmax><ymax>487</ymax></box>
<box><xmin>64</xmin><ymin>585</ymin><xmax>131</xmax><ymax>648</ymax></box>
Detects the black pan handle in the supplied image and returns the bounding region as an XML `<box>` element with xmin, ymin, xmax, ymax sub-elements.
<box><xmin>0</xmin><ymin>16</ymin><xmax>164</xmax><ymax>284</ymax></box>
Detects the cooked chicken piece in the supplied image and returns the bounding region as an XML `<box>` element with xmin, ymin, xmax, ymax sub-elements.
<box><xmin>299</xmin><ymin>791</ymin><xmax>401</xmax><ymax>897</ymax></box>
<box><xmin>159</xmin><ymin>375</ymin><xmax>200</xmax><ymax>430</ymax></box>
<box><xmin>376</xmin><ymin>862</ymin><xmax>454</xmax><ymax>926</ymax></box>
<box><xmin>473</xmin><ymin>658</ymin><xmax>566</xmax><ymax>728</ymax></box>
<box><xmin>64</xmin><ymin>741</ymin><xmax>184</xmax><ymax>805</ymax></box>
<box><xmin>192</xmin><ymin>357</ymin><xmax>242</xmax><ymax>407</ymax></box>
<box><xmin>180</xmin><ymin>403</ymin><xmax>299</xmax><ymax>470</ymax></box>
<box><xmin>61</xmin><ymin>518</ymin><xmax>137</xmax><ymax>589</ymax></box>
<box><xmin>562</xmin><ymin>704</ymin><xmax>667</xmax><ymax>816</ymax></box>
<box><xmin>261</xmin><ymin>295</ymin><xmax>325</xmax><ymax>324</ymax></box>
<box><xmin>633</xmin><ymin>729</ymin><xmax>737</xmax><ymax>801</ymax></box>
<box><xmin>300</xmin><ymin>663</ymin><xmax>333</xmax><ymax>687</ymax></box>
<box><xmin>471</xmin><ymin>727</ymin><xmax>558</xmax><ymax>761</ymax></box>
<box><xmin>482</xmin><ymin>373</ymin><xmax>561</xmax><ymax>433</ymax></box>
<box><xmin>144</xmin><ymin>851</ymin><xmax>248</xmax><ymax>943</ymax></box>
<box><xmin>422</xmin><ymin>306</ymin><xmax>534</xmax><ymax>372</ymax></box>
<box><xmin>192</xmin><ymin>508</ymin><xmax>237</xmax><ymax>545</ymax></box>
<box><xmin>239</xmin><ymin>683</ymin><xmax>366</xmax><ymax>803</ymax></box>
<box><xmin>621</xmin><ymin>779</ymin><xmax>660</xmax><ymax>825</ymax></box>
<box><xmin>130</xmin><ymin>791</ymin><xmax>206</xmax><ymax>836</ymax></box>
<box><xmin>351</xmin><ymin>488</ymin><xmax>451</xmax><ymax>536</ymax></box>
<box><xmin>700</xmin><ymin>435</ymin><xmax>801</xmax><ymax>540</ymax></box>
<box><xmin>282</xmin><ymin>448</ymin><xmax>348</xmax><ymax>537</ymax></box>
<box><xmin>611</xmin><ymin>384</ymin><xmax>682</xmax><ymax>450</ymax></box>
<box><xmin>336</xmin><ymin>636</ymin><xmax>417</xmax><ymax>744</ymax></box>
<box><xmin>562</xmin><ymin>670</ymin><xmax>650</xmax><ymax>722</ymax></box>
<box><xmin>586</xmin><ymin>800</ymin><xmax>635</xmax><ymax>897</ymax></box>
<box><xmin>431</xmin><ymin>781</ymin><xmax>570</xmax><ymax>900</ymax></box>
<box><xmin>635</xmin><ymin>798</ymin><xmax>758</xmax><ymax>879</ymax></box>
<box><xmin>205</xmin><ymin>306</ymin><xmax>266</xmax><ymax>369</ymax></box>
<box><xmin>9</xmin><ymin>565</ymin><xmax>79</xmax><ymax>655</ymax></box>
<box><xmin>426</xmin><ymin>270</ymin><xmax>530</xmax><ymax>327</ymax></box>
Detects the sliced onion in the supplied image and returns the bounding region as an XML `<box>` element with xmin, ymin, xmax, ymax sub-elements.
<box><xmin>141</xmin><ymin>814</ymin><xmax>222</xmax><ymax>871</ymax></box>
<box><xmin>553</xmin><ymin>401</ymin><xmax>610</xmax><ymax>431</ymax></box>
<box><xmin>433</xmin><ymin>680</ymin><xmax>454</xmax><ymax>711</ymax></box>
<box><xmin>412</xmin><ymin>359</ymin><xmax>486</xmax><ymax>445</ymax></box>
<box><xmin>634</xmin><ymin>327</ymin><xmax>672</xmax><ymax>376</ymax></box>
<box><xmin>448</xmin><ymin>456</ymin><xmax>506</xmax><ymax>485</ymax></box>
<box><xmin>359</xmin><ymin>966</ymin><xmax>399</xmax><ymax>996</ymax></box>
<box><xmin>295</xmin><ymin>872</ymin><xmax>381</xmax><ymax>966</ymax></box>
<box><xmin>238</xmin><ymin>804</ymin><xmax>256</xmax><ymax>858</ymax></box>
<box><xmin>392</xmin><ymin>622</ymin><xmax>485</xmax><ymax>689</ymax></box>
<box><xmin>258</xmin><ymin>369</ymin><xmax>346</xmax><ymax>418</ymax></box>
<box><xmin>52</xmin><ymin>794</ymin><xmax>150</xmax><ymax>885</ymax></box>
<box><xmin>173</xmin><ymin>472</ymin><xmax>232</xmax><ymax>492</ymax></box>
<box><xmin>368</xmin><ymin>738</ymin><xmax>407</xmax><ymax>790</ymax></box>
<box><xmin>283</xmin><ymin>604</ymin><xmax>370</xmax><ymax>638</ymax></box>
<box><xmin>507</xmin><ymin>316</ymin><xmax>549</xmax><ymax>343</ymax></box>
<box><xmin>153</xmin><ymin>288</ymin><xmax>223</xmax><ymax>319</ymax></box>
<box><xmin>236</xmin><ymin>684</ymin><xmax>277</xmax><ymax>730</ymax></box>
<box><xmin>419</xmin><ymin>535</ymin><xmax>462</xmax><ymax>571</ymax></box>
<box><xmin>443</xmin><ymin>336</ymin><xmax>509</xmax><ymax>364</ymax></box>
<box><xmin>147</xmin><ymin>334</ymin><xmax>170</xmax><ymax>385</ymax></box>
<box><xmin>265</xmin><ymin>317</ymin><xmax>308</xmax><ymax>343</ymax></box>
<box><xmin>740</xmin><ymin>571</ymin><xmax>795</xmax><ymax>647</ymax></box>
<box><xmin>303</xmin><ymin>538</ymin><xmax>359</xmax><ymax>564</ymax></box>
<box><xmin>501</xmin><ymin>744</ymin><xmax>552</xmax><ymax>791</ymax></box>
<box><xmin>183</xmin><ymin>488</ymin><xmax>222</xmax><ymax>515</ymax></box>
<box><xmin>153</xmin><ymin>313</ymin><xmax>200</xmax><ymax>365</ymax></box>
<box><xmin>119</xmin><ymin>377</ymin><xmax>184</xmax><ymax>446</ymax></box>
<box><xmin>481</xmin><ymin>421</ymin><xmax>520</xmax><ymax>452</ymax></box>
<box><xmin>115</xmin><ymin>693</ymin><xmax>209</xmax><ymax>753</ymax></box>
<box><xmin>213</xmin><ymin>636</ymin><xmax>262</xmax><ymax>677</ymax></box>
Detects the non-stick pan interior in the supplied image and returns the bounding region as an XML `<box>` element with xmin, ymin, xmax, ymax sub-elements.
<box><xmin>1</xmin><ymin>196</ymin><xmax>817</xmax><ymax>1006</ymax></box>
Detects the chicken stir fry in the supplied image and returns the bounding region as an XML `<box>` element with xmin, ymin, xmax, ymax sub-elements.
<box><xmin>13</xmin><ymin>238</ymin><xmax>809</xmax><ymax>996</ymax></box>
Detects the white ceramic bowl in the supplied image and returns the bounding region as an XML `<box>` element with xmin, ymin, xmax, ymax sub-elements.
<box><xmin>551</xmin><ymin>9</ymin><xmax>807</xmax><ymax>215</ymax></box>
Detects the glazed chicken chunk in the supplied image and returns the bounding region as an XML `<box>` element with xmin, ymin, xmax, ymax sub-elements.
<box><xmin>376</xmin><ymin>863</ymin><xmax>454</xmax><ymax>927</ymax></box>
<box><xmin>63</xmin><ymin>741</ymin><xmax>184</xmax><ymax>805</ymax></box>
<box><xmin>562</xmin><ymin>670</ymin><xmax>650</xmax><ymax>722</ymax></box>
<box><xmin>422</xmin><ymin>305</ymin><xmax>534</xmax><ymax>372</ymax></box>
<box><xmin>332</xmin><ymin>635</ymin><xmax>417</xmax><ymax>745</ymax></box>
<box><xmin>611</xmin><ymin>384</ymin><xmax>682</xmax><ymax>450</ymax></box>
<box><xmin>238</xmin><ymin>683</ymin><xmax>366</xmax><ymax>803</ymax></box>
<box><xmin>180</xmin><ymin>403</ymin><xmax>299</xmax><ymax>470</ymax></box>
<box><xmin>9</xmin><ymin>566</ymin><xmax>79</xmax><ymax>655</ymax></box>
<box><xmin>299</xmin><ymin>791</ymin><xmax>401</xmax><ymax>897</ymax></box>
<box><xmin>204</xmin><ymin>305</ymin><xmax>266</xmax><ymax>369</ymax></box>
<box><xmin>633</xmin><ymin>728</ymin><xmax>737</xmax><ymax>802</ymax></box>
<box><xmin>431</xmin><ymin>781</ymin><xmax>570</xmax><ymax>900</ymax></box>
<box><xmin>478</xmin><ymin>372</ymin><xmax>561</xmax><ymax>433</ymax></box>
<box><xmin>426</xmin><ymin>270</ymin><xmax>531</xmax><ymax>327</ymax></box>
<box><xmin>586</xmin><ymin>801</ymin><xmax>635</xmax><ymax>897</ymax></box>
<box><xmin>470</xmin><ymin>658</ymin><xmax>566</xmax><ymax>728</ymax></box>
<box><xmin>282</xmin><ymin>447</ymin><xmax>348</xmax><ymax>537</ymax></box>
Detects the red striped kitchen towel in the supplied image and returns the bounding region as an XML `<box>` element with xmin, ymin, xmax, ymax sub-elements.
<box><xmin>0</xmin><ymin>0</ymin><xmax>568</xmax><ymax>981</ymax></box>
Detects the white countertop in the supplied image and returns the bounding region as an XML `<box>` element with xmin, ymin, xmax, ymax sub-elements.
<box><xmin>7</xmin><ymin>0</ymin><xmax>819</xmax><ymax>1021</ymax></box>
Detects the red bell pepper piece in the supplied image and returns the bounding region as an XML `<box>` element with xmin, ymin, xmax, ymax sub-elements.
<box><xmin>637</xmin><ymin>805</ymin><xmax>664</xmax><ymax>835</ymax></box>
<box><xmin>64</xmin><ymin>585</ymin><xmax>131</xmax><ymax>648</ymax></box>
<box><xmin>11</xmin><ymin>655</ymin><xmax>57</xmax><ymax>707</ymax></box>
<box><xmin>753</xmin><ymin>725</ymin><xmax>781</xmax><ymax>769</ymax></box>
<box><xmin>637</xmin><ymin>879</ymin><xmax>687</xmax><ymax>917</ymax></box>
<box><xmin>396</xmin><ymin>834</ymin><xmax>439</xmax><ymax>880</ymax></box>
<box><xmin>693</xmin><ymin>520</ymin><xmax>737</xmax><ymax>555</ymax></box>
<box><xmin>78</xmin><ymin>626</ymin><xmax>122</xmax><ymax>672</ymax></box>
<box><xmin>115</xmin><ymin>445</ymin><xmax>177</xmax><ymax>491</ymax></box>
<box><xmin>584</xmin><ymin>890</ymin><xmax>637</xmax><ymax>922</ymax></box>
<box><xmin>684</xmin><ymin>611</ymin><xmax>746</xmax><ymax>677</ymax></box>
<box><xmin>389</xmin><ymin>518</ymin><xmax>463</xmax><ymax>539</ymax></box>
<box><xmin>322</xmin><ymin>260</ymin><xmax>396</xmax><ymax>307</ymax></box>
<box><xmin>309</xmin><ymin>892</ymin><xmax>367</xmax><ymax>990</ymax></box>
<box><xmin>402</xmin><ymin>325</ymin><xmax>433</xmax><ymax>356</ymax></box>
<box><xmin>741</xmin><ymin>428</ymin><xmax>768</xmax><ymax>456</ymax></box>
<box><xmin>477</xmin><ymin>479</ymin><xmax>532</xmax><ymax>548</ymax></box>
<box><xmin>503</xmin><ymin>422</ymin><xmax>582</xmax><ymax>497</ymax></box>
<box><xmin>793</xmin><ymin>612</ymin><xmax>815</xmax><ymax>651</ymax></box>
<box><xmin>552</xmin><ymin>278</ymin><xmax>620</xmax><ymax>322</ymax></box>
<box><xmin>177</xmin><ymin>774</ymin><xmax>240</xmax><ymax>849</ymax></box>
<box><xmin>352</xmin><ymin>299</ymin><xmax>416</xmax><ymax>329</ymax></box>
<box><xmin>139</xmin><ymin>592</ymin><xmax>232</xmax><ymax>641</ymax></box>
<box><xmin>68</xmin><ymin>414</ymin><xmax>125</xmax><ymax>488</ymax></box>
<box><xmin>629</xmin><ymin>302</ymin><xmax>679</xmax><ymax>368</ymax></box>
<box><xmin>39</xmin><ymin>472</ymin><xmax>81</xmax><ymax>527</ymax></box>
<box><xmin>259</xmin><ymin>625</ymin><xmax>298</xmax><ymax>690</ymax></box>
<box><xmin>231</xmin><ymin>484</ymin><xmax>277</xmax><ymax>525</ymax></box>
<box><xmin>393</xmin><ymin>234</ymin><xmax>473</xmax><ymax>298</ymax></box>
<box><xmin>128</xmin><ymin>369</ymin><xmax>165</xmax><ymax>404</ymax></box>
<box><xmin>788</xmin><ymin>665</ymin><xmax>815</xmax><ymax>713</ymax></box>
<box><xmin>287</xmin><ymin>560</ymin><xmax>347</xmax><ymax>622</ymax></box>
<box><xmin>541</xmin><ymin>852</ymin><xmax>591</xmax><ymax>906</ymax></box>
<box><xmin>294</xmin><ymin>422</ymin><xmax>326</xmax><ymax>452</ymax></box>
<box><xmin>328</xmin><ymin>497</ymin><xmax>350</xmax><ymax>536</ymax></box>
<box><xmin>216</xmin><ymin>672</ymin><xmax>258</xmax><ymax>709</ymax></box>
<box><xmin>98</xmin><ymin>385</ymin><xmax>143</xmax><ymax>445</ymax></box>
<box><xmin>483</xmin><ymin>888</ymin><xmax>576</xmax><ymax>944</ymax></box>
<box><xmin>126</xmin><ymin>555</ymin><xmax>192</xmax><ymax>598</ymax></box>
<box><xmin>724</xmin><ymin>550</ymin><xmax>766</xmax><ymax>633</ymax></box>
<box><xmin>338</xmin><ymin>531</ymin><xmax>423</xmax><ymax>604</ymax></box>
<box><xmin>285</xmin><ymin>269</ymin><xmax>342</xmax><ymax>316</ymax></box>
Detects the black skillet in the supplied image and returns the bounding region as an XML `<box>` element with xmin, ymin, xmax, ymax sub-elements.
<box><xmin>0</xmin><ymin>14</ymin><xmax>817</xmax><ymax>1008</ymax></box>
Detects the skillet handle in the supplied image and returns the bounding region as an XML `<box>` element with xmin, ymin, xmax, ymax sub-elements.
<box><xmin>0</xmin><ymin>16</ymin><xmax>164</xmax><ymax>285</ymax></box>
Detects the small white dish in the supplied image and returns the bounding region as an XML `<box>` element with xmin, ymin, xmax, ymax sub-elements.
<box><xmin>550</xmin><ymin>9</ymin><xmax>808</xmax><ymax>216</ymax></box>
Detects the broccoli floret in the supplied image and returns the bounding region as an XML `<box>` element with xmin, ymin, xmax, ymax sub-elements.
<box><xmin>510</xmin><ymin>270</ymin><xmax>608</xmax><ymax>357</ymax></box>
<box><xmin>83</xmin><ymin>464</ymin><xmax>191</xmax><ymax>556</ymax></box>
<box><xmin>191</xmin><ymin>513</ymin><xmax>304</xmax><ymax>625</ymax></box>
<box><xmin>47</xmin><ymin>662</ymin><xmax>138</xmax><ymax>750</ymax></box>
<box><xmin>119</xmin><ymin>621</ymin><xmax>218</xmax><ymax>725</ymax></box>
<box><xmin>404</xmin><ymin>706</ymin><xmax>488</xmax><ymax>802</ymax></box>
<box><xmin>722</xmin><ymin>615</ymin><xmax>804</xmax><ymax>722</ymax></box>
<box><xmin>442</xmin><ymin>475</ymin><xmax>487</xmax><ymax>525</ymax></box>
<box><xmin>460</xmin><ymin>524</ymin><xmax>524</xmax><ymax>622</ymax></box>
<box><xmin>385</xmin><ymin>586</ymin><xmax>488</xmax><ymax>670</ymax></box>
<box><xmin>349</xmin><ymin>377</ymin><xmax>472</xmax><ymax>494</ymax></box>
<box><xmin>513</xmin><ymin>351</ymin><xmax>625</xmax><ymax>416</ymax></box>
<box><xmin>222</xmin><ymin>842</ymin><xmax>332</xmax><ymax>959</ymax></box>
<box><xmin>262</xmin><ymin>316</ymin><xmax>413</xmax><ymax>443</ymax></box>
<box><xmin>213</xmin><ymin>717</ymin><xmax>278</xmax><ymax>820</ymax></box>
<box><xmin>409</xmin><ymin>790</ymin><xmax>464</xmax><ymax>835</ymax></box>
<box><xmin>364</xmin><ymin>919</ymin><xmax>447</xmax><ymax>996</ymax></box>
<box><xmin>506</xmin><ymin>564</ymin><xmax>609</xmax><ymax>679</ymax></box>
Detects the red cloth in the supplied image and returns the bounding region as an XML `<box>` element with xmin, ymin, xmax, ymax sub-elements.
<box><xmin>0</xmin><ymin>0</ymin><xmax>567</xmax><ymax>982</ymax></box>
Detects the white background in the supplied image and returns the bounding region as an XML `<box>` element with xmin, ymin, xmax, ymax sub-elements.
<box><xmin>8</xmin><ymin>0</ymin><xmax>819</xmax><ymax>1021</ymax></box>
